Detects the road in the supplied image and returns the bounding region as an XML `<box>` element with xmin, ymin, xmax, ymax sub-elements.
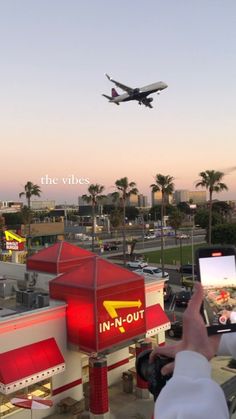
<box><xmin>69</xmin><ymin>233</ymin><xmax>205</xmax><ymax>253</ymax></box>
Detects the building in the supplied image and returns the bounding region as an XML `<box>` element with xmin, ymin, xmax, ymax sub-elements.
<box><xmin>174</xmin><ymin>190</ymin><xmax>189</xmax><ymax>204</ymax></box>
<box><xmin>138</xmin><ymin>194</ymin><xmax>148</xmax><ymax>208</ymax></box>
<box><xmin>21</xmin><ymin>220</ymin><xmax>64</xmax><ymax>247</ymax></box>
<box><xmin>174</xmin><ymin>189</ymin><xmax>206</xmax><ymax>204</ymax></box>
<box><xmin>188</xmin><ymin>190</ymin><xmax>206</xmax><ymax>204</ymax></box>
<box><xmin>127</xmin><ymin>193</ymin><xmax>138</xmax><ymax>207</ymax></box>
<box><xmin>151</xmin><ymin>191</ymin><xmax>172</xmax><ymax>206</ymax></box>
<box><xmin>31</xmin><ymin>200</ymin><xmax>56</xmax><ymax>210</ymax></box>
<box><xmin>0</xmin><ymin>201</ymin><xmax>23</xmax><ymax>213</ymax></box>
<box><xmin>79</xmin><ymin>194</ymin><xmax>148</xmax><ymax>209</ymax></box>
<box><xmin>0</xmin><ymin>242</ymin><xmax>170</xmax><ymax>418</ymax></box>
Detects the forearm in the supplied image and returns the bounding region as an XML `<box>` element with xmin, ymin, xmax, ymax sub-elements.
<box><xmin>154</xmin><ymin>351</ymin><xmax>229</xmax><ymax>419</ymax></box>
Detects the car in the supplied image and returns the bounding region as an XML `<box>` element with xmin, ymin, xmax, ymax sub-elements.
<box><xmin>175</xmin><ymin>289</ymin><xmax>192</xmax><ymax>307</ymax></box>
<box><xmin>126</xmin><ymin>260</ymin><xmax>148</xmax><ymax>269</ymax></box>
<box><xmin>103</xmin><ymin>242</ymin><xmax>119</xmax><ymax>251</ymax></box>
<box><xmin>134</xmin><ymin>266</ymin><xmax>169</xmax><ymax>280</ymax></box>
<box><xmin>179</xmin><ymin>264</ymin><xmax>197</xmax><ymax>275</ymax></box>
<box><xmin>176</xmin><ymin>233</ymin><xmax>190</xmax><ymax>239</ymax></box>
<box><xmin>163</xmin><ymin>283</ymin><xmax>173</xmax><ymax>302</ymax></box>
<box><xmin>144</xmin><ymin>233</ymin><xmax>156</xmax><ymax>240</ymax></box>
<box><xmin>167</xmin><ymin>321</ymin><xmax>182</xmax><ymax>338</ymax></box>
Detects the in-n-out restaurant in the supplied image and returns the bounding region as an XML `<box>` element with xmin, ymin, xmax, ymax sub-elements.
<box><xmin>0</xmin><ymin>242</ymin><xmax>170</xmax><ymax>418</ymax></box>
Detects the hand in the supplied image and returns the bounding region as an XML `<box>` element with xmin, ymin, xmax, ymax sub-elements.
<box><xmin>150</xmin><ymin>282</ymin><xmax>221</xmax><ymax>375</ymax></box>
<box><xmin>220</xmin><ymin>310</ymin><xmax>231</xmax><ymax>320</ymax></box>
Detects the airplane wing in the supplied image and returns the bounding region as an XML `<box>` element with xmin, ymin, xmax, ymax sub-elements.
<box><xmin>140</xmin><ymin>97</ymin><xmax>153</xmax><ymax>108</ymax></box>
<box><xmin>105</xmin><ymin>74</ymin><xmax>134</xmax><ymax>94</ymax></box>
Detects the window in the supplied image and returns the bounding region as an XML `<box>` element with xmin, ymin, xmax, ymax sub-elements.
<box><xmin>0</xmin><ymin>378</ymin><xmax>51</xmax><ymax>417</ymax></box>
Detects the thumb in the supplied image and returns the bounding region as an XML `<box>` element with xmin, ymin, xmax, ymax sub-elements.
<box><xmin>161</xmin><ymin>361</ymin><xmax>175</xmax><ymax>376</ymax></box>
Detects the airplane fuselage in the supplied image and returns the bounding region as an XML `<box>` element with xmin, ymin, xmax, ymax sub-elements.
<box><xmin>111</xmin><ymin>81</ymin><xmax>167</xmax><ymax>103</ymax></box>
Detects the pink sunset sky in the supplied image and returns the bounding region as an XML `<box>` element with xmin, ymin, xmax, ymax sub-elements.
<box><xmin>1</xmin><ymin>1</ymin><xmax>236</xmax><ymax>204</ymax></box>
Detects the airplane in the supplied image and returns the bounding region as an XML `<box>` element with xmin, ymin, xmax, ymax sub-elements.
<box><xmin>102</xmin><ymin>74</ymin><xmax>168</xmax><ymax>108</ymax></box>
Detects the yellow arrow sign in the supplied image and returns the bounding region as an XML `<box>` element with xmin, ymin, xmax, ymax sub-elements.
<box><xmin>103</xmin><ymin>300</ymin><xmax>142</xmax><ymax>333</ymax></box>
<box><xmin>4</xmin><ymin>230</ymin><xmax>26</xmax><ymax>243</ymax></box>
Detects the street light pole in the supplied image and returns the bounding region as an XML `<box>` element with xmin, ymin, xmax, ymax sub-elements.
<box><xmin>191</xmin><ymin>227</ymin><xmax>195</xmax><ymax>281</ymax></box>
<box><xmin>180</xmin><ymin>237</ymin><xmax>183</xmax><ymax>284</ymax></box>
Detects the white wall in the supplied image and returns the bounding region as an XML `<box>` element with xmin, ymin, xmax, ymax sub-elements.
<box><xmin>0</xmin><ymin>305</ymin><xmax>83</xmax><ymax>418</ymax></box>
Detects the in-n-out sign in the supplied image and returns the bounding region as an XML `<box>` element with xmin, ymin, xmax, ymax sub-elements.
<box><xmin>50</xmin><ymin>257</ymin><xmax>147</xmax><ymax>352</ymax></box>
<box><xmin>100</xmin><ymin>300</ymin><xmax>145</xmax><ymax>334</ymax></box>
<box><xmin>4</xmin><ymin>230</ymin><xmax>26</xmax><ymax>251</ymax></box>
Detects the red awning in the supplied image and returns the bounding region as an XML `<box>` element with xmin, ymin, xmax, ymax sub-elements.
<box><xmin>0</xmin><ymin>338</ymin><xmax>65</xmax><ymax>394</ymax></box>
<box><xmin>27</xmin><ymin>241</ymin><xmax>95</xmax><ymax>274</ymax></box>
<box><xmin>145</xmin><ymin>304</ymin><xmax>170</xmax><ymax>337</ymax></box>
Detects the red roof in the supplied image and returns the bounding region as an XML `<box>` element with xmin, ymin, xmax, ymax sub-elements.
<box><xmin>50</xmin><ymin>256</ymin><xmax>143</xmax><ymax>289</ymax></box>
<box><xmin>27</xmin><ymin>241</ymin><xmax>95</xmax><ymax>274</ymax></box>
<box><xmin>0</xmin><ymin>338</ymin><xmax>65</xmax><ymax>394</ymax></box>
<box><xmin>146</xmin><ymin>304</ymin><xmax>170</xmax><ymax>333</ymax></box>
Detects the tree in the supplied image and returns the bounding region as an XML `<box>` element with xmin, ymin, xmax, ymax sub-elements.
<box><xmin>195</xmin><ymin>208</ymin><xmax>221</xmax><ymax>230</ymax></box>
<box><xmin>19</xmin><ymin>181</ymin><xmax>41</xmax><ymax>209</ymax></box>
<box><xmin>113</xmin><ymin>177</ymin><xmax>138</xmax><ymax>265</ymax></box>
<box><xmin>20</xmin><ymin>206</ymin><xmax>34</xmax><ymax>249</ymax></box>
<box><xmin>150</xmin><ymin>174</ymin><xmax>174</xmax><ymax>276</ymax></box>
<box><xmin>149</xmin><ymin>206</ymin><xmax>161</xmax><ymax>221</ymax></box>
<box><xmin>196</xmin><ymin>170</ymin><xmax>228</xmax><ymax>244</ymax></box>
<box><xmin>0</xmin><ymin>215</ymin><xmax>5</xmax><ymax>251</ymax></box>
<box><xmin>168</xmin><ymin>209</ymin><xmax>183</xmax><ymax>244</ymax></box>
<box><xmin>212</xmin><ymin>201</ymin><xmax>232</xmax><ymax>222</ymax></box>
<box><xmin>212</xmin><ymin>223</ymin><xmax>236</xmax><ymax>245</ymax></box>
<box><xmin>82</xmin><ymin>184</ymin><xmax>105</xmax><ymax>251</ymax></box>
<box><xmin>19</xmin><ymin>181</ymin><xmax>41</xmax><ymax>250</ymax></box>
<box><xmin>177</xmin><ymin>202</ymin><xmax>191</xmax><ymax>215</ymax></box>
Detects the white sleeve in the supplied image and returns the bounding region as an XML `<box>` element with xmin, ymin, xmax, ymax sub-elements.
<box><xmin>154</xmin><ymin>351</ymin><xmax>229</xmax><ymax>419</ymax></box>
<box><xmin>218</xmin><ymin>332</ymin><xmax>236</xmax><ymax>357</ymax></box>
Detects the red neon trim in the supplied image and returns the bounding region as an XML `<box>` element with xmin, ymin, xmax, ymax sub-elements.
<box><xmin>52</xmin><ymin>378</ymin><xmax>82</xmax><ymax>395</ymax></box>
<box><xmin>108</xmin><ymin>358</ymin><xmax>129</xmax><ymax>372</ymax></box>
<box><xmin>0</xmin><ymin>308</ymin><xmax>66</xmax><ymax>336</ymax></box>
<box><xmin>212</xmin><ymin>252</ymin><xmax>222</xmax><ymax>257</ymax></box>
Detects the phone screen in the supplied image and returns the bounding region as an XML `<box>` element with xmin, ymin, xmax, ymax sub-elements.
<box><xmin>199</xmin><ymin>253</ymin><xmax>236</xmax><ymax>330</ymax></box>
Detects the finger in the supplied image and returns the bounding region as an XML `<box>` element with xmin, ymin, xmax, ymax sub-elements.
<box><xmin>161</xmin><ymin>361</ymin><xmax>175</xmax><ymax>376</ymax></box>
<box><xmin>149</xmin><ymin>345</ymin><xmax>178</xmax><ymax>363</ymax></box>
<box><xmin>185</xmin><ymin>282</ymin><xmax>204</xmax><ymax>315</ymax></box>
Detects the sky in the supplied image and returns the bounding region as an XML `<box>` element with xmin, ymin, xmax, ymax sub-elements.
<box><xmin>1</xmin><ymin>0</ymin><xmax>236</xmax><ymax>204</ymax></box>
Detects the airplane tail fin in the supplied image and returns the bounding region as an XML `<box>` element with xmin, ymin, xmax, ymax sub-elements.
<box><xmin>112</xmin><ymin>88</ymin><xmax>119</xmax><ymax>98</ymax></box>
<box><xmin>102</xmin><ymin>94</ymin><xmax>112</xmax><ymax>100</ymax></box>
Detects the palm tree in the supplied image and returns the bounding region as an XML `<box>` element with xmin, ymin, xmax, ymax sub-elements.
<box><xmin>19</xmin><ymin>181</ymin><xmax>41</xmax><ymax>209</ymax></box>
<box><xmin>150</xmin><ymin>174</ymin><xmax>175</xmax><ymax>276</ymax></box>
<box><xmin>82</xmin><ymin>184</ymin><xmax>105</xmax><ymax>251</ymax></box>
<box><xmin>113</xmin><ymin>177</ymin><xmax>138</xmax><ymax>265</ymax></box>
<box><xmin>19</xmin><ymin>181</ymin><xmax>41</xmax><ymax>250</ymax></box>
<box><xmin>196</xmin><ymin>170</ymin><xmax>228</xmax><ymax>244</ymax></box>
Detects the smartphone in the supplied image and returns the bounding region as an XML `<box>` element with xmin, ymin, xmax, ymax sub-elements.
<box><xmin>196</xmin><ymin>246</ymin><xmax>236</xmax><ymax>335</ymax></box>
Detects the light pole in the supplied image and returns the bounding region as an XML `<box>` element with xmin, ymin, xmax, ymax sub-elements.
<box><xmin>191</xmin><ymin>228</ymin><xmax>195</xmax><ymax>281</ymax></box>
<box><xmin>190</xmin><ymin>204</ymin><xmax>196</xmax><ymax>281</ymax></box>
<box><xmin>179</xmin><ymin>237</ymin><xmax>183</xmax><ymax>284</ymax></box>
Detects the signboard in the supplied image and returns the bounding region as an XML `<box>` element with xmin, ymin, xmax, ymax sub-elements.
<box><xmin>6</xmin><ymin>241</ymin><xmax>25</xmax><ymax>251</ymax></box>
<box><xmin>50</xmin><ymin>257</ymin><xmax>147</xmax><ymax>352</ymax></box>
<box><xmin>97</xmin><ymin>288</ymin><xmax>146</xmax><ymax>349</ymax></box>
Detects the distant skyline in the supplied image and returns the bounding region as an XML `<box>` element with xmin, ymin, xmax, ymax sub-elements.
<box><xmin>1</xmin><ymin>1</ymin><xmax>236</xmax><ymax>204</ymax></box>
